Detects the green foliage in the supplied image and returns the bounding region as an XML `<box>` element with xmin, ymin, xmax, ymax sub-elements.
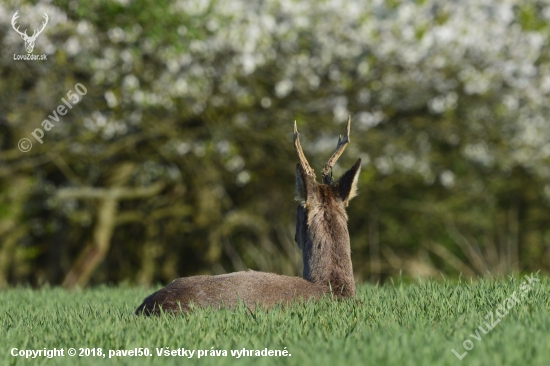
<box><xmin>2</xmin><ymin>278</ymin><xmax>550</xmax><ymax>365</ymax></box>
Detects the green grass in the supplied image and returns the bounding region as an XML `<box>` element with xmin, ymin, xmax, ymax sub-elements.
<box><xmin>2</xmin><ymin>274</ymin><xmax>549</xmax><ymax>365</ymax></box>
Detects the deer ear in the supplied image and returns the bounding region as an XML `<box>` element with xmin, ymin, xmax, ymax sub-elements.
<box><xmin>296</xmin><ymin>164</ymin><xmax>317</xmax><ymax>202</ymax></box>
<box><xmin>337</xmin><ymin>159</ymin><xmax>361</xmax><ymax>206</ymax></box>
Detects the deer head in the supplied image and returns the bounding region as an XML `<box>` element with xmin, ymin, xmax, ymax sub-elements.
<box><xmin>294</xmin><ymin>116</ymin><xmax>361</xmax><ymax>297</ymax></box>
<box><xmin>11</xmin><ymin>11</ymin><xmax>48</xmax><ymax>54</ymax></box>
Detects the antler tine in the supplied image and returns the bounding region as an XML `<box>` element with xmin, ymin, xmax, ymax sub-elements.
<box><xmin>11</xmin><ymin>10</ymin><xmax>19</xmax><ymax>25</ymax></box>
<box><xmin>321</xmin><ymin>115</ymin><xmax>351</xmax><ymax>184</ymax></box>
<box><xmin>294</xmin><ymin>121</ymin><xmax>316</xmax><ymax>178</ymax></box>
<box><xmin>11</xmin><ymin>11</ymin><xmax>27</xmax><ymax>37</ymax></box>
<box><xmin>34</xmin><ymin>13</ymin><xmax>48</xmax><ymax>37</ymax></box>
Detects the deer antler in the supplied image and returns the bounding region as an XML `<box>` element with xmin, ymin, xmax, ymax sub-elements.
<box><xmin>11</xmin><ymin>11</ymin><xmax>28</xmax><ymax>38</ymax></box>
<box><xmin>11</xmin><ymin>11</ymin><xmax>48</xmax><ymax>40</ymax></box>
<box><xmin>321</xmin><ymin>116</ymin><xmax>351</xmax><ymax>184</ymax></box>
<box><xmin>32</xmin><ymin>13</ymin><xmax>49</xmax><ymax>39</ymax></box>
<box><xmin>294</xmin><ymin>121</ymin><xmax>315</xmax><ymax>178</ymax></box>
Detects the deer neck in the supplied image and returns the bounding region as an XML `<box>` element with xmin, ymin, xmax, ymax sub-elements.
<box><xmin>300</xmin><ymin>203</ymin><xmax>356</xmax><ymax>297</ymax></box>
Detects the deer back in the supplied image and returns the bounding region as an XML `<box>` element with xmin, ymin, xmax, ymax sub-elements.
<box><xmin>135</xmin><ymin>270</ymin><xmax>324</xmax><ymax>315</ymax></box>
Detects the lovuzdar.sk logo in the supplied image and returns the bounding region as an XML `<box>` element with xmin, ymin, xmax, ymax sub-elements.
<box><xmin>11</xmin><ymin>10</ymin><xmax>48</xmax><ymax>60</ymax></box>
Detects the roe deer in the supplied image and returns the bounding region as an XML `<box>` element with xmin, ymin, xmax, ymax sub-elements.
<box><xmin>135</xmin><ymin>117</ymin><xmax>361</xmax><ymax>315</ymax></box>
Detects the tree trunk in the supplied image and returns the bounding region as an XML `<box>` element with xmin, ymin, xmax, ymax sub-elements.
<box><xmin>62</xmin><ymin>163</ymin><xmax>135</xmax><ymax>288</ymax></box>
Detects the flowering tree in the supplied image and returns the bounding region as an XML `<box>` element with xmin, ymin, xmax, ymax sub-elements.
<box><xmin>0</xmin><ymin>0</ymin><xmax>549</xmax><ymax>286</ymax></box>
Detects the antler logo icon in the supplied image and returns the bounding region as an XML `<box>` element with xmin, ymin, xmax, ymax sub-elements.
<box><xmin>11</xmin><ymin>11</ymin><xmax>48</xmax><ymax>54</ymax></box>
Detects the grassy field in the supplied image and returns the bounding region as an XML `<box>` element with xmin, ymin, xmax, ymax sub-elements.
<box><xmin>2</xmin><ymin>274</ymin><xmax>549</xmax><ymax>366</ymax></box>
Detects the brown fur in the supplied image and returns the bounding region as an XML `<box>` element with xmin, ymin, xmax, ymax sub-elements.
<box><xmin>135</xmin><ymin>271</ymin><xmax>324</xmax><ymax>315</ymax></box>
<box><xmin>297</xmin><ymin>159</ymin><xmax>361</xmax><ymax>298</ymax></box>
<box><xmin>136</xmin><ymin>121</ymin><xmax>361</xmax><ymax>315</ymax></box>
